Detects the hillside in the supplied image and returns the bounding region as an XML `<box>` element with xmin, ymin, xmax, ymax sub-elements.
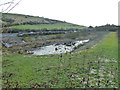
<box><xmin>2</xmin><ymin>13</ymin><xmax>63</xmax><ymax>26</ymax></box>
<box><xmin>1</xmin><ymin>13</ymin><xmax>86</xmax><ymax>32</ymax></box>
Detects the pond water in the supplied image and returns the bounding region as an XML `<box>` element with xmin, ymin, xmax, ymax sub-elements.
<box><xmin>32</xmin><ymin>39</ymin><xmax>89</xmax><ymax>55</ymax></box>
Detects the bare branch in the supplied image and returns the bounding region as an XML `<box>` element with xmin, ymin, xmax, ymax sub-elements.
<box><xmin>0</xmin><ymin>2</ymin><xmax>14</xmax><ymax>7</ymax></box>
<box><xmin>0</xmin><ymin>0</ymin><xmax>22</xmax><ymax>13</ymax></box>
<box><xmin>7</xmin><ymin>0</ymin><xmax>22</xmax><ymax>13</ymax></box>
<box><xmin>2</xmin><ymin>0</ymin><xmax>15</xmax><ymax>12</ymax></box>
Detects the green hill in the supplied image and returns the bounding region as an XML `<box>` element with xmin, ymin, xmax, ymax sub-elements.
<box><xmin>1</xmin><ymin>13</ymin><xmax>87</xmax><ymax>32</ymax></box>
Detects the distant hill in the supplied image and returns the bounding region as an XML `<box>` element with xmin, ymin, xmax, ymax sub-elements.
<box><xmin>1</xmin><ymin>13</ymin><xmax>87</xmax><ymax>32</ymax></box>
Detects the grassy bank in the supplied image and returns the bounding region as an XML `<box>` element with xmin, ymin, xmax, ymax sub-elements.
<box><xmin>2</xmin><ymin>32</ymin><xmax>118</xmax><ymax>88</ymax></box>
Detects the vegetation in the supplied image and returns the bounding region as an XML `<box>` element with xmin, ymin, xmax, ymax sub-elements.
<box><xmin>2</xmin><ymin>32</ymin><xmax>118</xmax><ymax>88</ymax></box>
<box><xmin>2</xmin><ymin>13</ymin><xmax>86</xmax><ymax>31</ymax></box>
<box><xmin>2</xmin><ymin>13</ymin><xmax>118</xmax><ymax>88</ymax></box>
<box><xmin>8</xmin><ymin>23</ymin><xmax>85</xmax><ymax>30</ymax></box>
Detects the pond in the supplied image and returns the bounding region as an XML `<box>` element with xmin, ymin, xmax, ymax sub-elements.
<box><xmin>32</xmin><ymin>39</ymin><xmax>89</xmax><ymax>55</ymax></box>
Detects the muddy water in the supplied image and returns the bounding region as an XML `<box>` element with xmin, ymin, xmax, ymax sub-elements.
<box><xmin>32</xmin><ymin>39</ymin><xmax>89</xmax><ymax>55</ymax></box>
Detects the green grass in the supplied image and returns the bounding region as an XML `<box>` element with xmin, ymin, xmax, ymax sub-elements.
<box><xmin>2</xmin><ymin>32</ymin><xmax>118</xmax><ymax>88</ymax></box>
<box><xmin>89</xmin><ymin>32</ymin><xmax>118</xmax><ymax>59</ymax></box>
<box><xmin>9</xmin><ymin>23</ymin><xmax>86</xmax><ymax>30</ymax></box>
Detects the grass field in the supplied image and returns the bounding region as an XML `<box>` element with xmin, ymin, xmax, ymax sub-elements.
<box><xmin>2</xmin><ymin>32</ymin><xmax>118</xmax><ymax>88</ymax></box>
<box><xmin>8</xmin><ymin>23</ymin><xmax>86</xmax><ymax>30</ymax></box>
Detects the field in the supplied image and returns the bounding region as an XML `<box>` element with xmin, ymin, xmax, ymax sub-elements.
<box><xmin>2</xmin><ymin>32</ymin><xmax>118</xmax><ymax>88</ymax></box>
<box><xmin>8</xmin><ymin>23</ymin><xmax>86</xmax><ymax>30</ymax></box>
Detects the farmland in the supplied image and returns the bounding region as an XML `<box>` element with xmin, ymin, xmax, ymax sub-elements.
<box><xmin>2</xmin><ymin>32</ymin><xmax>118</xmax><ymax>88</ymax></box>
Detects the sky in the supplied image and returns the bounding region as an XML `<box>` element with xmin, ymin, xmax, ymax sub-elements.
<box><xmin>0</xmin><ymin>0</ymin><xmax>119</xmax><ymax>26</ymax></box>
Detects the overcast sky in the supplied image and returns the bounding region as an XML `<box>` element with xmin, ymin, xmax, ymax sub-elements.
<box><xmin>0</xmin><ymin>0</ymin><xmax>119</xmax><ymax>26</ymax></box>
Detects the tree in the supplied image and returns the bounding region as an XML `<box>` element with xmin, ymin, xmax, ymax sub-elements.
<box><xmin>88</xmin><ymin>26</ymin><xmax>93</xmax><ymax>28</ymax></box>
